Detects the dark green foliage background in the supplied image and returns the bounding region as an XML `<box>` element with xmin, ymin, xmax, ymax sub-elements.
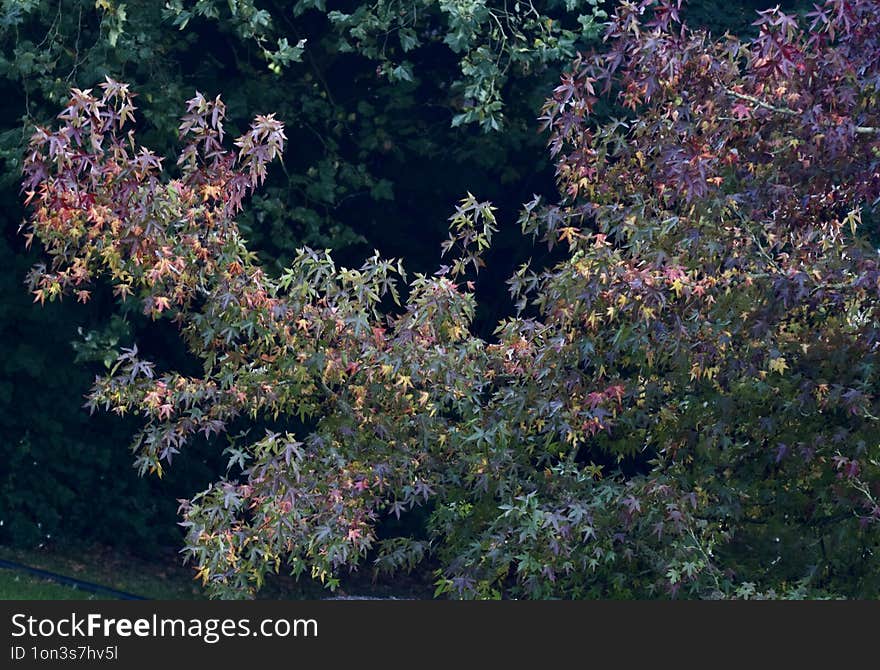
<box><xmin>0</xmin><ymin>0</ymin><xmax>807</xmax><ymax>554</ymax></box>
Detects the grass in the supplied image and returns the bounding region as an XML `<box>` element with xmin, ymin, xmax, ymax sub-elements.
<box><xmin>0</xmin><ymin>544</ymin><xmax>207</xmax><ymax>600</ymax></box>
<box><xmin>0</xmin><ymin>543</ymin><xmax>434</xmax><ymax>600</ymax></box>
<box><xmin>0</xmin><ymin>569</ymin><xmax>101</xmax><ymax>600</ymax></box>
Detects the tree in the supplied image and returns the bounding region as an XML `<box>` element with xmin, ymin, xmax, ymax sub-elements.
<box><xmin>21</xmin><ymin>0</ymin><xmax>880</xmax><ymax>598</ymax></box>
<box><xmin>1</xmin><ymin>0</ymin><xmax>608</xmax><ymax>550</ymax></box>
<box><xmin>0</xmin><ymin>1</ymin><xmax>796</xmax><ymax>551</ymax></box>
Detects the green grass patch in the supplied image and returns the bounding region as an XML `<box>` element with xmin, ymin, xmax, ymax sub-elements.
<box><xmin>0</xmin><ymin>543</ymin><xmax>434</xmax><ymax>600</ymax></box>
<box><xmin>0</xmin><ymin>545</ymin><xmax>206</xmax><ymax>600</ymax></box>
<box><xmin>0</xmin><ymin>569</ymin><xmax>100</xmax><ymax>600</ymax></box>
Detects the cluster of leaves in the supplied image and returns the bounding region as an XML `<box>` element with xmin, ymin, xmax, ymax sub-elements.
<box><xmin>162</xmin><ymin>0</ymin><xmax>307</xmax><ymax>73</ymax></box>
<box><xmin>163</xmin><ymin>0</ymin><xmax>608</xmax><ymax>131</ymax></box>
<box><xmin>0</xmin><ymin>0</ymin><xmax>608</xmax><ymax>285</ymax></box>
<box><xmin>0</xmin><ymin>1</ymin><xmax>800</xmax><ymax>552</ymax></box>
<box><xmin>0</xmin><ymin>233</ymin><xmax>200</xmax><ymax>551</ymax></box>
<box><xmin>21</xmin><ymin>0</ymin><xmax>880</xmax><ymax>598</ymax></box>
<box><xmin>0</xmin><ymin>0</ymin><xmax>589</xmax><ymax>550</ymax></box>
<box><xmin>535</xmin><ymin>0</ymin><xmax>880</xmax><ymax>595</ymax></box>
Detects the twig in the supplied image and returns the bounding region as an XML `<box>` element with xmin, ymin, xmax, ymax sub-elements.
<box><xmin>726</xmin><ymin>89</ymin><xmax>798</xmax><ymax>116</ymax></box>
<box><xmin>725</xmin><ymin>89</ymin><xmax>879</xmax><ymax>134</ymax></box>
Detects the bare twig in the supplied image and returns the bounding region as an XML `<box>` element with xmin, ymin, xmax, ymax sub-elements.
<box><xmin>724</xmin><ymin>89</ymin><xmax>879</xmax><ymax>134</ymax></box>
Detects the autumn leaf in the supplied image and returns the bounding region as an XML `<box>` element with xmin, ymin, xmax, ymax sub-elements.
<box><xmin>768</xmin><ymin>357</ymin><xmax>788</xmax><ymax>375</ymax></box>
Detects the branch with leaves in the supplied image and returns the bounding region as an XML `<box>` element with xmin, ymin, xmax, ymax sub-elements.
<box><xmin>21</xmin><ymin>0</ymin><xmax>880</xmax><ymax>600</ymax></box>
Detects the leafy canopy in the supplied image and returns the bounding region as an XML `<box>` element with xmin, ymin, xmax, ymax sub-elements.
<box><xmin>21</xmin><ymin>0</ymin><xmax>880</xmax><ymax>598</ymax></box>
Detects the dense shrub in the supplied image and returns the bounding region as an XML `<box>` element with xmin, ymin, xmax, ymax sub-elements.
<box><xmin>0</xmin><ymin>1</ymin><xmax>800</xmax><ymax>553</ymax></box>
<box><xmin>20</xmin><ymin>0</ymin><xmax>880</xmax><ymax>598</ymax></box>
<box><xmin>0</xmin><ymin>0</ymin><xmax>609</xmax><ymax>548</ymax></box>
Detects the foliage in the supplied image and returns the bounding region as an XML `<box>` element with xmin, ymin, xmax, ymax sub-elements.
<box><xmin>682</xmin><ymin>0</ymin><xmax>810</xmax><ymax>36</ymax></box>
<box><xmin>0</xmin><ymin>0</ymin><xmax>609</xmax><ymax>266</ymax></box>
<box><xmin>0</xmin><ymin>3</ymin><xmax>618</xmax><ymax>554</ymax></box>
<box><xmin>162</xmin><ymin>0</ymin><xmax>608</xmax><ymax>131</ymax></box>
<box><xmin>22</xmin><ymin>0</ymin><xmax>880</xmax><ymax>600</ymax></box>
<box><xmin>0</xmin><ymin>0</ymin><xmax>610</xmax><ymax>550</ymax></box>
<box><xmin>532</xmin><ymin>0</ymin><xmax>880</xmax><ymax>597</ymax></box>
<box><xmin>0</xmin><ymin>233</ymin><xmax>210</xmax><ymax>551</ymax></box>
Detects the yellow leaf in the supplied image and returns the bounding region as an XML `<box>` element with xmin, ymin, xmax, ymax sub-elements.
<box><xmin>769</xmin><ymin>357</ymin><xmax>788</xmax><ymax>375</ymax></box>
<box><xmin>671</xmin><ymin>278</ymin><xmax>684</xmax><ymax>297</ymax></box>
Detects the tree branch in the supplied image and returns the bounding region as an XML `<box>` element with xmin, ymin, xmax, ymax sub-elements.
<box><xmin>726</xmin><ymin>89</ymin><xmax>797</xmax><ymax>116</ymax></box>
<box><xmin>724</xmin><ymin>89</ymin><xmax>879</xmax><ymax>134</ymax></box>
